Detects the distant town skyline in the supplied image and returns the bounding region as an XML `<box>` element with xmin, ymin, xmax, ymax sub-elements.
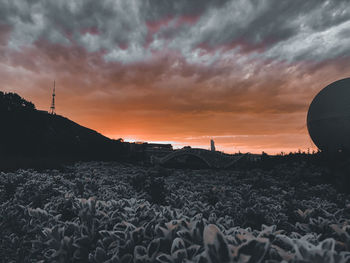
<box><xmin>1</xmin><ymin>1</ymin><xmax>350</xmax><ymax>154</ymax></box>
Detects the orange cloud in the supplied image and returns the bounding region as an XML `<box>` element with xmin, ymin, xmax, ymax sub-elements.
<box><xmin>1</xmin><ymin>39</ymin><xmax>349</xmax><ymax>154</ymax></box>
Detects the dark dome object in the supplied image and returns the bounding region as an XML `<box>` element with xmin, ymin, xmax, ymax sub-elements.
<box><xmin>307</xmin><ymin>78</ymin><xmax>350</xmax><ymax>153</ymax></box>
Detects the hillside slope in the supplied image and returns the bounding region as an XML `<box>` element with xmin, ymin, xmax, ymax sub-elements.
<box><xmin>0</xmin><ymin>92</ymin><xmax>124</xmax><ymax>160</ymax></box>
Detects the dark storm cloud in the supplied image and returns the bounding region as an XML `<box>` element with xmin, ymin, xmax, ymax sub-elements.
<box><xmin>0</xmin><ymin>0</ymin><xmax>145</xmax><ymax>53</ymax></box>
<box><xmin>0</xmin><ymin>0</ymin><xmax>349</xmax><ymax>63</ymax></box>
<box><xmin>140</xmin><ymin>0</ymin><xmax>229</xmax><ymax>21</ymax></box>
<box><xmin>198</xmin><ymin>0</ymin><xmax>350</xmax><ymax>46</ymax></box>
<box><xmin>181</xmin><ymin>0</ymin><xmax>350</xmax><ymax>61</ymax></box>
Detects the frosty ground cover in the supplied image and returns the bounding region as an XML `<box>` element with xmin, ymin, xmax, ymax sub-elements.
<box><xmin>1</xmin><ymin>161</ymin><xmax>350</xmax><ymax>262</ymax></box>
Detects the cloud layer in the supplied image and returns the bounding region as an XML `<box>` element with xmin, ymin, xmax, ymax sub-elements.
<box><xmin>1</xmin><ymin>0</ymin><xmax>350</xmax><ymax>153</ymax></box>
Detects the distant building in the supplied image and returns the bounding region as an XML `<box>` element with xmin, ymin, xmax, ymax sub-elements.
<box><xmin>145</xmin><ymin>143</ymin><xmax>173</xmax><ymax>152</ymax></box>
<box><xmin>124</xmin><ymin>141</ymin><xmax>173</xmax><ymax>153</ymax></box>
<box><xmin>210</xmin><ymin>139</ymin><xmax>216</xmax><ymax>151</ymax></box>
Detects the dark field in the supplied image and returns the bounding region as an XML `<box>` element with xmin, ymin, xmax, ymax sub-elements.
<box><xmin>1</xmin><ymin>162</ymin><xmax>350</xmax><ymax>262</ymax></box>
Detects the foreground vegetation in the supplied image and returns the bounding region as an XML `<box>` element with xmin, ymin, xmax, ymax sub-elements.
<box><xmin>1</xmin><ymin>161</ymin><xmax>350</xmax><ymax>262</ymax></box>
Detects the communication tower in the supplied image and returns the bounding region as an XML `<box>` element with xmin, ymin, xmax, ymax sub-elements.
<box><xmin>50</xmin><ymin>80</ymin><xmax>56</xmax><ymax>115</ymax></box>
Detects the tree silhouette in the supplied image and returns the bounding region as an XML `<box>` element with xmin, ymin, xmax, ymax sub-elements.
<box><xmin>0</xmin><ymin>91</ymin><xmax>35</xmax><ymax>112</ymax></box>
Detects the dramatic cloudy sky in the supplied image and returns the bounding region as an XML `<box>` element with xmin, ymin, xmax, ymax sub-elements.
<box><xmin>1</xmin><ymin>0</ymin><xmax>350</xmax><ymax>153</ymax></box>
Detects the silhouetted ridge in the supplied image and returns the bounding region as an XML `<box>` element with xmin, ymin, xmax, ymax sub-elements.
<box><xmin>0</xmin><ymin>91</ymin><xmax>35</xmax><ymax>112</ymax></box>
<box><xmin>0</xmin><ymin>91</ymin><xmax>124</xmax><ymax>161</ymax></box>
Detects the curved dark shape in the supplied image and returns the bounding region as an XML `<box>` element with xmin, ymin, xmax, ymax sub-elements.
<box><xmin>307</xmin><ymin>78</ymin><xmax>350</xmax><ymax>153</ymax></box>
<box><xmin>156</xmin><ymin>148</ymin><xmax>249</xmax><ymax>169</ymax></box>
<box><xmin>160</xmin><ymin>150</ymin><xmax>213</xmax><ymax>168</ymax></box>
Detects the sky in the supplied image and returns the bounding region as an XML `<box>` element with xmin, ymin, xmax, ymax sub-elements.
<box><xmin>1</xmin><ymin>0</ymin><xmax>350</xmax><ymax>154</ymax></box>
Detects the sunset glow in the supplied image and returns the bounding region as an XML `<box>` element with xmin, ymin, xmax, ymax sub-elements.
<box><xmin>1</xmin><ymin>1</ymin><xmax>350</xmax><ymax>154</ymax></box>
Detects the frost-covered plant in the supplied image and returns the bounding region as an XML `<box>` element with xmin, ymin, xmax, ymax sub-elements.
<box><xmin>1</xmin><ymin>161</ymin><xmax>350</xmax><ymax>262</ymax></box>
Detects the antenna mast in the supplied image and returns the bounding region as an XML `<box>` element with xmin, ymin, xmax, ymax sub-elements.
<box><xmin>50</xmin><ymin>80</ymin><xmax>56</xmax><ymax>115</ymax></box>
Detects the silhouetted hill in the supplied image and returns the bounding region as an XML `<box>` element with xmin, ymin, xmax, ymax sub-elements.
<box><xmin>0</xmin><ymin>91</ymin><xmax>124</xmax><ymax>161</ymax></box>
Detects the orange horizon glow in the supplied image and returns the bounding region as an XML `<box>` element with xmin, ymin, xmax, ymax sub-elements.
<box><xmin>2</xmin><ymin>49</ymin><xmax>347</xmax><ymax>155</ymax></box>
<box><xmin>4</xmin><ymin>52</ymin><xmax>347</xmax><ymax>155</ymax></box>
<box><xmin>17</xmin><ymin>92</ymin><xmax>321</xmax><ymax>155</ymax></box>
